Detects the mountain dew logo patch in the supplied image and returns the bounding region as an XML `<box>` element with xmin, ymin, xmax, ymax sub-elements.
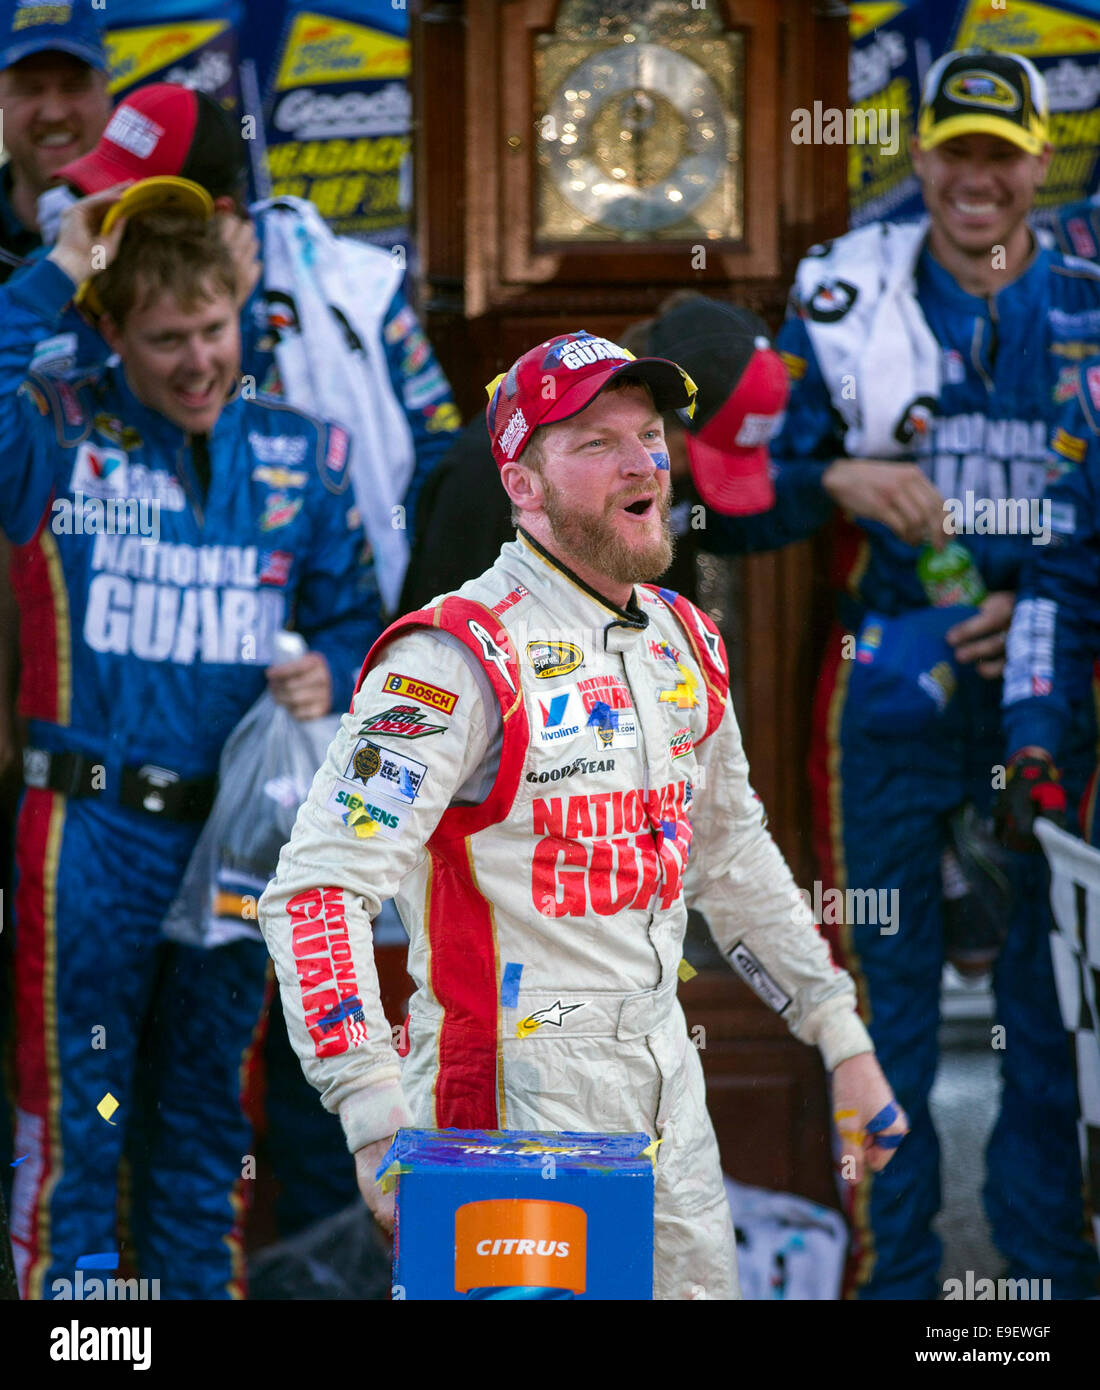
<box><xmin>669</xmin><ymin>728</ymin><xmax>693</xmax><ymax>759</ymax></box>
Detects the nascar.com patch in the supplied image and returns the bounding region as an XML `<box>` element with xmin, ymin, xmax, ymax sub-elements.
<box><xmin>728</xmin><ymin>941</ymin><xmax>791</xmax><ymax>1013</ymax></box>
<box><xmin>383</xmin><ymin>672</ymin><xmax>458</xmax><ymax>716</ymax></box>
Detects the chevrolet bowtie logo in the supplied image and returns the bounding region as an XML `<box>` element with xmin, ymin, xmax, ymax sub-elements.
<box><xmin>658</xmin><ymin>662</ymin><xmax>699</xmax><ymax>710</ymax></box>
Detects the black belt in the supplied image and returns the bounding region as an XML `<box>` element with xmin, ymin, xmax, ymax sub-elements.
<box><xmin>23</xmin><ymin>748</ymin><xmax>216</xmax><ymax>822</ymax></box>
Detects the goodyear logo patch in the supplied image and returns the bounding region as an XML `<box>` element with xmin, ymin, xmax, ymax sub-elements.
<box><xmin>383</xmin><ymin>672</ymin><xmax>458</xmax><ymax>715</ymax></box>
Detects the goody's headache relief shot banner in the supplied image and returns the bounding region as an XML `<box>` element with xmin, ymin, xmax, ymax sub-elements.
<box><xmin>262</xmin><ymin>0</ymin><xmax>411</xmax><ymax>247</ymax></box>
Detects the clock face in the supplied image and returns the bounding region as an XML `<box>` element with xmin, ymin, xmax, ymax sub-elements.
<box><xmin>535</xmin><ymin>32</ymin><xmax>743</xmax><ymax>244</ymax></box>
<box><xmin>541</xmin><ymin>45</ymin><xmax>727</xmax><ymax>234</ymax></box>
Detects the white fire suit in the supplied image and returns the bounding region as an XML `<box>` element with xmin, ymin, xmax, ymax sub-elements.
<box><xmin>259</xmin><ymin>531</ymin><xmax>874</xmax><ymax>1299</ymax></box>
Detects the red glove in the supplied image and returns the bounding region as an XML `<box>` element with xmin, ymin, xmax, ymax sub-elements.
<box><xmin>995</xmin><ymin>748</ymin><xmax>1067</xmax><ymax>852</ymax></box>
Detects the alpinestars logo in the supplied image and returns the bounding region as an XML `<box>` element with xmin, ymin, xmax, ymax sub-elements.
<box><xmin>469</xmin><ymin>619</ymin><xmax>516</xmax><ymax>691</ymax></box>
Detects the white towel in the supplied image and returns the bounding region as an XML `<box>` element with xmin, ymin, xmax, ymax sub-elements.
<box><xmin>793</xmin><ymin>218</ymin><xmax>941</xmax><ymax>459</ymax></box>
<box><xmin>253</xmin><ymin>197</ymin><xmax>415</xmax><ymax>612</ymax></box>
<box><xmin>724</xmin><ymin>1176</ymin><xmax>848</xmax><ymax>1300</ymax></box>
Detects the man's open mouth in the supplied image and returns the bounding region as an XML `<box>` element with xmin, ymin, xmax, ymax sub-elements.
<box><xmin>622</xmin><ymin>497</ymin><xmax>654</xmax><ymax>516</ymax></box>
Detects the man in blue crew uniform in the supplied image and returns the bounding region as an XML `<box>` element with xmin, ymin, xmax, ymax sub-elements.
<box><xmin>0</xmin><ymin>79</ymin><xmax>463</xmax><ymax>1240</ymax></box>
<box><xmin>766</xmin><ymin>48</ymin><xmax>1100</xmax><ymax>1298</ymax></box>
<box><xmin>0</xmin><ymin>0</ymin><xmax>111</xmax><ymax>284</ymax></box>
<box><xmin>999</xmin><ymin>363</ymin><xmax>1100</xmax><ymax>852</ymax></box>
<box><xmin>0</xmin><ymin>180</ymin><xmax>380</xmax><ymax>1299</ymax></box>
<box><xmin>11</xmin><ymin>81</ymin><xmax>461</xmax><ymax>548</ymax></box>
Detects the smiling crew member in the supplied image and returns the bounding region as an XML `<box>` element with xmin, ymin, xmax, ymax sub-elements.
<box><xmin>259</xmin><ymin>331</ymin><xmax>905</xmax><ymax>1300</ymax></box>
<box><xmin>0</xmin><ymin>181</ymin><xmax>379</xmax><ymax>1299</ymax></box>
<box><xmin>0</xmin><ymin>0</ymin><xmax>111</xmax><ymax>282</ymax></box>
<box><xmin>769</xmin><ymin>48</ymin><xmax>1100</xmax><ymax>1298</ymax></box>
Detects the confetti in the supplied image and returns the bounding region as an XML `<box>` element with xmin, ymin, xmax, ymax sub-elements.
<box><xmin>76</xmin><ymin>1251</ymin><xmax>119</xmax><ymax>1272</ymax></box>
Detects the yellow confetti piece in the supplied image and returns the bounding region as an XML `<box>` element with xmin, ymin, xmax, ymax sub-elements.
<box><xmin>658</xmin><ymin>663</ymin><xmax>700</xmax><ymax>710</ymax></box>
<box><xmin>97</xmin><ymin>1093</ymin><xmax>119</xmax><ymax>1125</ymax></box>
<box><xmin>516</xmin><ymin>1015</ymin><xmax>541</xmax><ymax>1038</ymax></box>
<box><xmin>378</xmin><ymin>1160</ymin><xmax>413</xmax><ymax>1194</ymax></box>
<box><xmin>641</xmin><ymin>1137</ymin><xmax>663</xmax><ymax>1167</ymax></box>
<box><xmin>833</xmin><ymin>1109</ymin><xmax>858</xmax><ymax>1121</ymax></box>
<box><xmin>838</xmin><ymin>1130</ymin><xmax>865</xmax><ymax>1145</ymax></box>
<box><xmin>349</xmin><ymin>811</ymin><xmax>379</xmax><ymax>839</ymax></box>
<box><xmin>677</xmin><ymin>958</ymin><xmax>697</xmax><ymax>983</ymax></box>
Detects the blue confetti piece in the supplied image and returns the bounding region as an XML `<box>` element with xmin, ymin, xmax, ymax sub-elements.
<box><xmin>10</xmin><ymin>1154</ymin><xmax>29</xmax><ymax>1167</ymax></box>
<box><xmin>657</xmin><ymin>587</ymin><xmax>679</xmax><ymax>605</ymax></box>
<box><xmin>399</xmin><ymin>768</ymin><xmax>417</xmax><ymax>799</ymax></box>
<box><xmin>76</xmin><ymin>1252</ymin><xmax>119</xmax><ymax>1272</ymax></box>
<box><xmin>318</xmin><ymin>995</ymin><xmax>365</xmax><ymax>1034</ymax></box>
<box><xmin>865</xmin><ymin>1101</ymin><xmax>900</xmax><ymax>1135</ymax></box>
<box><xmin>650</xmin><ymin>451</ymin><xmax>670</xmax><ymax>471</ymax></box>
<box><xmin>585</xmin><ymin>701</ymin><xmax>618</xmax><ymax>731</ymax></box>
<box><xmin>661</xmin><ymin>820</ymin><xmax>677</xmax><ymax>841</ymax></box>
<box><xmin>500</xmin><ymin>962</ymin><xmax>523</xmax><ymax>1007</ymax></box>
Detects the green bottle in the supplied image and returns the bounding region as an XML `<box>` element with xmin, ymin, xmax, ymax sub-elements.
<box><xmin>917</xmin><ymin>540</ymin><xmax>987</xmax><ymax>608</ymax></box>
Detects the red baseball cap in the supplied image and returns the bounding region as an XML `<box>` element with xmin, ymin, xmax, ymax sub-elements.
<box><xmin>683</xmin><ymin>346</ymin><xmax>789</xmax><ymax>514</ymax></box>
<box><xmin>485</xmin><ymin>331</ymin><xmax>697</xmax><ymax>468</ymax></box>
<box><xmin>647</xmin><ymin>297</ymin><xmax>789</xmax><ymax>516</ymax></box>
<box><xmin>55</xmin><ymin>83</ymin><xmax>244</xmax><ymax>200</ymax></box>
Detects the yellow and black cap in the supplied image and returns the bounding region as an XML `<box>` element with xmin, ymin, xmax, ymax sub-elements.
<box><xmin>918</xmin><ymin>48</ymin><xmax>1048</xmax><ymax>156</ymax></box>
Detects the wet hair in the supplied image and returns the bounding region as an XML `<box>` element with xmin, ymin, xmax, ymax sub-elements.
<box><xmin>93</xmin><ymin>210</ymin><xmax>237</xmax><ymax>327</ymax></box>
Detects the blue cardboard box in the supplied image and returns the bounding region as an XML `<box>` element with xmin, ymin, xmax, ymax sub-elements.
<box><xmin>381</xmin><ymin>1129</ymin><xmax>655</xmax><ymax>1300</ymax></box>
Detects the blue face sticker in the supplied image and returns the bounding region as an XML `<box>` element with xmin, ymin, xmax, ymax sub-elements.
<box><xmin>650</xmin><ymin>451</ymin><xmax>670</xmax><ymax>471</ymax></box>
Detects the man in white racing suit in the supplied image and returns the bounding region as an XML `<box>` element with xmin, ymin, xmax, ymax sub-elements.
<box><xmin>259</xmin><ymin>331</ymin><xmax>905</xmax><ymax>1299</ymax></box>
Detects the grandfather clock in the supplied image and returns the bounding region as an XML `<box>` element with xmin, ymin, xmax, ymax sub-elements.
<box><xmin>410</xmin><ymin>0</ymin><xmax>852</xmax><ymax>1208</ymax></box>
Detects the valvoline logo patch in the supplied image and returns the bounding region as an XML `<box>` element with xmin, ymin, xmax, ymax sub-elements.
<box><xmin>71</xmin><ymin>441</ymin><xmax>127</xmax><ymax>497</ymax></box>
<box><xmin>454</xmin><ymin>1199</ymin><xmax>587</xmax><ymax>1294</ymax></box>
<box><xmin>540</xmin><ymin>693</ymin><xmax>571</xmax><ymax>728</ymax></box>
